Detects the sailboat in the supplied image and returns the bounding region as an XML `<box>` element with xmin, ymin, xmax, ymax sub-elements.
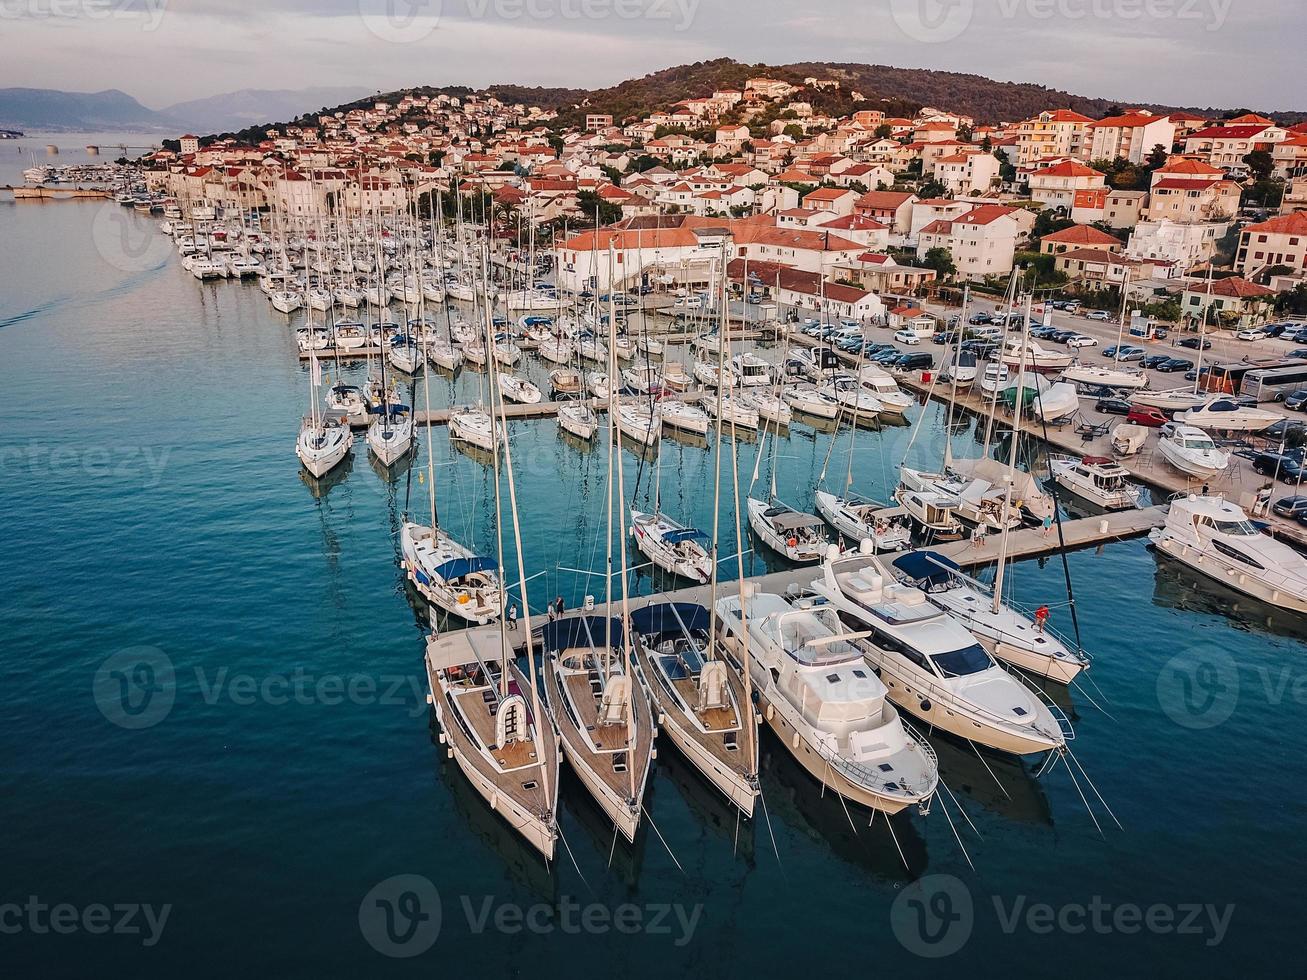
<box><xmin>401</xmin><ymin>320</ymin><xmax>503</xmax><ymax>625</ymax></box>
<box><xmin>424</xmin><ymin>290</ymin><xmax>560</xmax><ymax>857</ymax></box>
<box><xmin>295</xmin><ymin>352</ymin><xmax>353</xmax><ymax>478</ymax></box>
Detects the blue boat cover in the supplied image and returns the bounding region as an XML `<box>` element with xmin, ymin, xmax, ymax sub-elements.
<box><xmin>662</xmin><ymin>528</ymin><xmax>708</xmax><ymax>544</ymax></box>
<box><xmin>892</xmin><ymin>551</ymin><xmax>960</xmax><ymax>586</ymax></box>
<box><xmin>432</xmin><ymin>556</ymin><xmax>497</xmax><ymax>581</ymax></box>
<box><xmin>630</xmin><ymin>603</ymin><xmax>710</xmax><ymax>637</ymax></box>
<box><xmin>367</xmin><ymin>404</ymin><xmax>411</xmax><ymax>417</ymax></box>
<box><xmin>541</xmin><ymin>616</ymin><xmax>622</xmax><ymax>654</ymax></box>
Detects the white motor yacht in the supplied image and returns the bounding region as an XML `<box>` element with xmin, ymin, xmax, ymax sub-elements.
<box><xmin>1149</xmin><ymin>495</ymin><xmax>1307</xmax><ymax>613</ymax></box>
<box><xmin>731</xmin><ymin>352</ymin><xmax>773</xmax><ymax>387</ymax></box>
<box><xmin>715</xmin><ymin>591</ymin><xmax>938</xmax><ymax>814</ymax></box>
<box><xmin>814</xmin><ymin>491</ymin><xmax>912</xmax><ymax>552</ymax></box>
<box><xmin>747</xmin><ymin>498</ymin><xmax>830</xmax><ymax>564</ymax></box>
<box><xmin>1157</xmin><ymin>424</ymin><xmax>1230</xmax><ymax>479</ymax></box>
<box><xmin>812</xmin><ymin>546</ymin><xmax>1068</xmax><ymax>756</ymax></box>
<box><xmin>1000</xmin><ymin>338</ymin><xmax>1072</xmax><ymax>372</ymax></box>
<box><xmin>889</xmin><ymin>551</ymin><xmax>1091</xmax><ymax>684</ymax></box>
<box><xmin>857</xmin><ymin>365</ymin><xmax>914</xmax><ymax>415</ymax></box>
<box><xmin>1177</xmin><ymin>396</ymin><xmax>1280</xmax><ymax>434</ymax></box>
<box><xmin>1049</xmin><ymin>455</ymin><xmax>1143</xmax><ymax>510</ymax></box>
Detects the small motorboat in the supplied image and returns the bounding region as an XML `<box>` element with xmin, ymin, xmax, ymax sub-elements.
<box><xmin>497</xmin><ymin>373</ymin><xmax>542</xmax><ymax>405</ymax></box>
<box><xmin>814</xmin><ymin>491</ymin><xmax>912</xmax><ymax>551</ymax></box>
<box><xmin>746</xmin><ymin>498</ymin><xmax>830</xmax><ymax>564</ymax></box>
<box><xmin>1177</xmin><ymin>396</ymin><xmax>1280</xmax><ymax>434</ymax></box>
<box><xmin>1048</xmin><ymin>455</ymin><xmax>1143</xmax><ymax>510</ymax></box>
<box><xmin>1157</xmin><ymin>424</ymin><xmax>1230</xmax><ymax>479</ymax></box>
<box><xmin>1111</xmin><ymin>423</ymin><xmax>1149</xmax><ymax>456</ymax></box>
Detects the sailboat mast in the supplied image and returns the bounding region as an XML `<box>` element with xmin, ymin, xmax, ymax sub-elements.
<box><xmin>992</xmin><ymin>294</ymin><xmax>1032</xmax><ymax>615</ymax></box>
<box><xmin>706</xmin><ymin>248</ymin><xmax>728</xmax><ymax>662</ymax></box>
<box><xmin>608</xmin><ymin>243</ymin><xmax>638</xmax><ymax>805</ymax></box>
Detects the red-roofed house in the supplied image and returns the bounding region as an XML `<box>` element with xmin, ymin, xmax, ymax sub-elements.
<box><xmin>800</xmin><ymin>186</ymin><xmax>859</xmax><ymax>216</ymax></box>
<box><xmin>1040</xmin><ymin>224</ymin><xmax>1124</xmax><ymax>255</ymax></box>
<box><xmin>1088</xmin><ymin>110</ymin><xmax>1177</xmax><ymax>165</ymax></box>
<box><xmin>1015</xmin><ymin>110</ymin><xmax>1094</xmax><ymax>166</ymax></box>
<box><xmin>854</xmin><ymin>190</ymin><xmax>917</xmax><ymax>233</ymax></box>
<box><xmin>1026</xmin><ymin>161</ymin><xmax>1107</xmax><ymax>219</ymax></box>
<box><xmin>1236</xmin><ymin>212</ymin><xmax>1307</xmax><ymax>277</ymax></box>
<box><xmin>1181</xmin><ymin>276</ymin><xmax>1277</xmax><ymax>327</ymax></box>
<box><xmin>917</xmin><ymin>204</ymin><xmax>1027</xmax><ymax>280</ymax></box>
<box><xmin>1182</xmin><ymin>123</ymin><xmax>1288</xmax><ymax>173</ymax></box>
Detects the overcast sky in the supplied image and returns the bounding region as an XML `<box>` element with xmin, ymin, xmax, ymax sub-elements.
<box><xmin>2</xmin><ymin>0</ymin><xmax>1301</xmax><ymax>111</ymax></box>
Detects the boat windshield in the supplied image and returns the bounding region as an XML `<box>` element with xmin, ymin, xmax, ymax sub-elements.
<box><xmin>1213</xmin><ymin>519</ymin><xmax>1258</xmax><ymax>536</ymax></box>
<box><xmin>930</xmin><ymin>643</ymin><xmax>993</xmax><ymax>678</ymax></box>
<box><xmin>1182</xmin><ymin>437</ymin><xmax>1216</xmax><ymax>450</ymax></box>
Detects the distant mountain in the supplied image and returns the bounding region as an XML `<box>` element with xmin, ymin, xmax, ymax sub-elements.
<box><xmin>161</xmin><ymin>87</ymin><xmax>373</xmax><ymax>135</ymax></box>
<box><xmin>0</xmin><ymin>86</ymin><xmax>376</xmax><ymax>135</ymax></box>
<box><xmin>0</xmin><ymin>87</ymin><xmax>171</xmax><ymax>132</ymax></box>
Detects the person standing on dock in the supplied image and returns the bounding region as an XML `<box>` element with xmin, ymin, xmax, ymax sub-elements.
<box><xmin>507</xmin><ymin>604</ymin><xmax>519</xmax><ymax>631</ymax></box>
<box><xmin>1042</xmin><ymin>514</ymin><xmax>1054</xmax><ymax>538</ymax></box>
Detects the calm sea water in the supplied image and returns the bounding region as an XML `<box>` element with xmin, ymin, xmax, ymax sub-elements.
<box><xmin>2</xmin><ymin>150</ymin><xmax>1305</xmax><ymax>977</ymax></box>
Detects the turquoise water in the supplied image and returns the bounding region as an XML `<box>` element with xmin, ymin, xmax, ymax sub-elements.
<box><xmin>3</xmin><ymin>192</ymin><xmax>1305</xmax><ymax>977</ymax></box>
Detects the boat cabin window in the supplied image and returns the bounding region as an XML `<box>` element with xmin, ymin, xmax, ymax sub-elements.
<box><xmin>1213</xmin><ymin>519</ymin><xmax>1257</xmax><ymax>536</ymax></box>
<box><xmin>930</xmin><ymin>643</ymin><xmax>993</xmax><ymax>678</ymax></box>
<box><xmin>1211</xmin><ymin>540</ymin><xmax>1265</xmax><ymax>569</ymax></box>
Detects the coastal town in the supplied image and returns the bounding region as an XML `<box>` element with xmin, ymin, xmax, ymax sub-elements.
<box><xmin>5</xmin><ymin>37</ymin><xmax>1307</xmax><ymax>972</ymax></box>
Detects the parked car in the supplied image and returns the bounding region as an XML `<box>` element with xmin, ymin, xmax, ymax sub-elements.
<box><xmin>962</xmin><ymin>340</ymin><xmax>999</xmax><ymax>358</ymax></box>
<box><xmin>871</xmin><ymin>347</ymin><xmax>904</xmax><ymax>364</ymax></box>
<box><xmin>1156</xmin><ymin>357</ymin><xmax>1194</xmax><ymax>373</ymax></box>
<box><xmin>969</xmin><ymin>312</ymin><xmax>992</xmax><ymax>325</ymax></box>
<box><xmin>1290</xmin><ymin>349</ymin><xmax>1307</xmax><ymax>360</ymax></box>
<box><xmin>1050</xmin><ymin>329</ymin><xmax>1080</xmax><ymax>344</ymax></box>
<box><xmin>1103</xmin><ymin>344</ymin><xmax>1145</xmax><ymax>361</ymax></box>
<box><xmin>1126</xmin><ymin>404</ymin><xmax>1171</xmax><ymax>427</ymax></box>
<box><xmin>1272</xmin><ymin>496</ymin><xmax>1307</xmax><ymax>519</ymax></box>
<box><xmin>1095</xmin><ymin>397</ymin><xmax>1134</xmax><ymax>416</ymax></box>
<box><xmin>1141</xmin><ymin>354</ymin><xmax>1173</xmax><ymax>370</ymax></box>
<box><xmin>1236</xmin><ymin>328</ymin><xmax>1265</xmax><ymax>341</ymax></box>
<box><xmin>1067</xmin><ymin>334</ymin><xmax>1098</xmax><ymax>349</ymax></box>
<box><xmin>1176</xmin><ymin>336</ymin><xmax>1213</xmax><ymax>350</ymax></box>
<box><xmin>1264</xmin><ymin>419</ymin><xmax>1307</xmax><ymax>443</ymax></box>
<box><xmin>893</xmin><ymin>329</ymin><xmax>924</xmax><ymax>346</ymax></box>
<box><xmin>1085</xmin><ymin>310</ymin><xmax>1113</xmax><ymax>322</ymax></box>
<box><xmin>1030</xmin><ymin>325</ymin><xmax>1060</xmax><ymax>340</ymax></box>
<box><xmin>1253</xmin><ymin>451</ymin><xmax>1307</xmax><ymax>484</ymax></box>
<box><xmin>895</xmin><ymin>352</ymin><xmax>935</xmax><ymax>372</ymax></box>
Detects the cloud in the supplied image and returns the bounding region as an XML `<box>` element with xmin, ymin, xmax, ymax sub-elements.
<box><xmin>0</xmin><ymin>0</ymin><xmax>1303</xmax><ymax>110</ymax></box>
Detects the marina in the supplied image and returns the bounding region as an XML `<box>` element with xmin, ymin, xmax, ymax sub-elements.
<box><xmin>6</xmin><ymin>64</ymin><xmax>1307</xmax><ymax>979</ymax></box>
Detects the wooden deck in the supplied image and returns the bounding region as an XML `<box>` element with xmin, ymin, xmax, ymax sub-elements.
<box><xmin>933</xmin><ymin>505</ymin><xmax>1167</xmax><ymax>567</ymax></box>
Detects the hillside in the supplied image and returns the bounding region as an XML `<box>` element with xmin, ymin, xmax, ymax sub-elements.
<box><xmin>283</xmin><ymin>58</ymin><xmax>1302</xmax><ymax>134</ymax></box>
<box><xmin>162</xmin><ymin>87</ymin><xmax>374</xmax><ymax>135</ymax></box>
<box><xmin>0</xmin><ymin>87</ymin><xmax>171</xmax><ymax>132</ymax></box>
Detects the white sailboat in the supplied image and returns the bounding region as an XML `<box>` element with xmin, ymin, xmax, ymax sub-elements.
<box><xmin>295</xmin><ymin>353</ymin><xmax>353</xmax><ymax>478</ymax></box>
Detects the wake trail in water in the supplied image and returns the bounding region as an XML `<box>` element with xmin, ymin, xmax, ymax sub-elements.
<box><xmin>0</xmin><ymin>258</ymin><xmax>167</xmax><ymax>330</ymax></box>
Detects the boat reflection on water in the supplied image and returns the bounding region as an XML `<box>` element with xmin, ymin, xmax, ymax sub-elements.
<box><xmin>452</xmin><ymin>440</ymin><xmax>497</xmax><ymax>468</ymax></box>
<box><xmin>298</xmin><ymin>452</ymin><xmax>354</xmax><ymax>499</ymax></box>
<box><xmin>558</xmin><ymin>765</ymin><xmax>647</xmax><ymax>889</ymax></box>
<box><xmin>789</xmin><ymin>410</ymin><xmax>840</xmax><ymax>436</ymax></box>
<box><xmin>662</xmin><ymin>427</ymin><xmax>709</xmax><ymax>451</ymax></box>
<box><xmin>656</xmin><ymin>739</ymin><xmax>757</xmax><ymax>866</ymax></box>
<box><xmin>368</xmin><ymin>439</ymin><xmax>417</xmax><ymax>484</ymax></box>
<box><xmin>431</xmin><ymin>712</ymin><xmax>558</xmax><ymax>901</ymax></box>
<box><xmin>1151</xmin><ymin>558</ymin><xmax>1307</xmax><ymax>640</ymax></box>
<box><xmin>559</xmin><ymin>428</ymin><xmax>598</xmax><ymax>456</ymax></box>
<box><xmin>757</xmin><ymin>731</ymin><xmax>926</xmax><ymax>882</ymax></box>
<box><xmin>930</xmin><ymin>736</ymin><xmax>1053</xmax><ymax>828</ymax></box>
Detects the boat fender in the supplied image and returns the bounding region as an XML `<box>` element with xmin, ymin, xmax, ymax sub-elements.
<box><xmin>791</xmin><ymin>732</ymin><xmax>800</xmax><ymax>750</ymax></box>
<box><xmin>765</xmin><ymin>704</ymin><xmax>774</xmax><ymax>722</ymax></box>
<box><xmin>426</xmin><ymin>693</ymin><xmax>433</xmax><ymax>705</ymax></box>
<box><xmin>651</xmin><ymin>748</ymin><xmax>658</xmax><ymax>760</ymax></box>
<box><xmin>658</xmin><ymin>712</ymin><xmax>666</xmax><ymax>726</ymax></box>
<box><xmin>446</xmin><ymin>748</ymin><xmax>453</xmax><ymax>759</ymax></box>
<box><xmin>438</xmin><ymin>732</ymin><xmax>446</xmax><ymax>744</ymax></box>
<box><xmin>490</xmin><ymin>792</ymin><xmax>498</xmax><ymax>812</ymax></box>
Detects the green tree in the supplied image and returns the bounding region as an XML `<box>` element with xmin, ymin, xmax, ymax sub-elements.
<box><xmin>873</xmin><ymin>124</ymin><xmax>894</xmax><ymax>139</ymax></box>
<box><xmin>1146</xmin><ymin>144</ymin><xmax>1169</xmax><ymax>170</ymax></box>
<box><xmin>1243</xmin><ymin>149</ymin><xmax>1274</xmax><ymax>181</ymax></box>
<box><xmin>921</xmin><ymin>247</ymin><xmax>956</xmax><ymax>278</ymax></box>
